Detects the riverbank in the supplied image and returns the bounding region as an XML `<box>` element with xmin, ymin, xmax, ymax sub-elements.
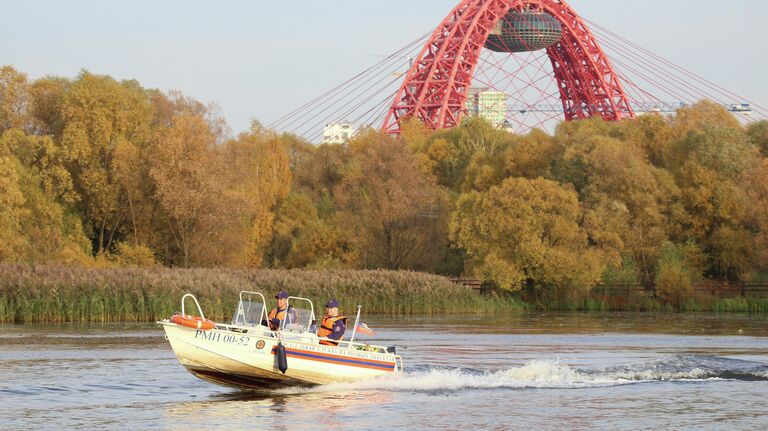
<box><xmin>2</xmin><ymin>265</ymin><xmax>768</xmax><ymax>323</ymax></box>
<box><xmin>530</xmin><ymin>292</ymin><xmax>768</xmax><ymax>314</ymax></box>
<box><xmin>0</xmin><ymin>264</ymin><xmax>526</xmax><ymax>323</ymax></box>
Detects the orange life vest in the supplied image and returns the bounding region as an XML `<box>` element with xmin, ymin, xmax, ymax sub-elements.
<box><xmin>268</xmin><ymin>307</ymin><xmax>291</xmax><ymax>330</ymax></box>
<box><xmin>317</xmin><ymin>315</ymin><xmax>346</xmax><ymax>346</ymax></box>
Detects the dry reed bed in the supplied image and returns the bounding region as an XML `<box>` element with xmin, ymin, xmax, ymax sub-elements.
<box><xmin>0</xmin><ymin>264</ymin><xmax>523</xmax><ymax>323</ymax></box>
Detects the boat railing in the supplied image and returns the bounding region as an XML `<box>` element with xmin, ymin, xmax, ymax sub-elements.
<box><xmin>180</xmin><ymin>293</ymin><xmax>207</xmax><ymax>320</ymax></box>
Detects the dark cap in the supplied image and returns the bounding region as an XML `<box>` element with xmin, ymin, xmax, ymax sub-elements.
<box><xmin>275</xmin><ymin>291</ymin><xmax>289</xmax><ymax>299</ymax></box>
<box><xmin>325</xmin><ymin>299</ymin><xmax>340</xmax><ymax>308</ymax></box>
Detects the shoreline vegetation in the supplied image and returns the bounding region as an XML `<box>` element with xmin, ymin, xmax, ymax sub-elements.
<box><xmin>4</xmin><ymin>67</ymin><xmax>768</xmax><ymax>320</ymax></box>
<box><xmin>0</xmin><ymin>265</ymin><xmax>524</xmax><ymax>324</ymax></box>
<box><xmin>1</xmin><ymin>265</ymin><xmax>767</xmax><ymax>324</ymax></box>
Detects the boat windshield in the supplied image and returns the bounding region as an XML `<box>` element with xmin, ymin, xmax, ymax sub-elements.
<box><xmin>231</xmin><ymin>291</ymin><xmax>267</xmax><ymax>327</ymax></box>
<box><xmin>282</xmin><ymin>297</ymin><xmax>316</xmax><ymax>333</ymax></box>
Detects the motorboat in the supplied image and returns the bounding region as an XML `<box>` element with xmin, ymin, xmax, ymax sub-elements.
<box><xmin>158</xmin><ymin>292</ymin><xmax>404</xmax><ymax>389</ymax></box>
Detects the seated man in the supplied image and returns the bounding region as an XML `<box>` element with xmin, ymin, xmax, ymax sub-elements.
<box><xmin>267</xmin><ymin>291</ymin><xmax>297</xmax><ymax>330</ymax></box>
<box><xmin>317</xmin><ymin>299</ymin><xmax>346</xmax><ymax>346</ymax></box>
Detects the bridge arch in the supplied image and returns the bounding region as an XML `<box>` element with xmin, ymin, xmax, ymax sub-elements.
<box><xmin>383</xmin><ymin>0</ymin><xmax>634</xmax><ymax>134</ymax></box>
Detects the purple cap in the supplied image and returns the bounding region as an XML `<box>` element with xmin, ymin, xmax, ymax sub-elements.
<box><xmin>325</xmin><ymin>299</ymin><xmax>340</xmax><ymax>308</ymax></box>
<box><xmin>275</xmin><ymin>291</ymin><xmax>289</xmax><ymax>299</ymax></box>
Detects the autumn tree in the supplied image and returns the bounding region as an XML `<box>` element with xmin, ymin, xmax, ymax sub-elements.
<box><xmin>503</xmin><ymin>128</ymin><xmax>562</xmax><ymax>179</ymax></box>
<box><xmin>148</xmin><ymin>113</ymin><xmax>227</xmax><ymax>267</ymax></box>
<box><xmin>334</xmin><ymin>130</ymin><xmax>450</xmax><ymax>270</ymax></box>
<box><xmin>747</xmin><ymin>120</ymin><xmax>768</xmax><ymax>157</ymax></box>
<box><xmin>741</xmin><ymin>157</ymin><xmax>768</xmax><ymax>272</ymax></box>
<box><xmin>0</xmin><ymin>130</ymin><xmax>90</xmax><ymax>263</ymax></box>
<box><xmin>223</xmin><ymin>125</ymin><xmax>292</xmax><ymax>267</ymax></box>
<box><xmin>57</xmin><ymin>71</ymin><xmax>153</xmax><ymax>255</ymax></box>
<box><xmin>0</xmin><ymin>66</ymin><xmax>32</xmax><ymax>133</ymax></box>
<box><xmin>451</xmin><ymin>177</ymin><xmax>603</xmax><ymax>292</ymax></box>
<box><xmin>270</xmin><ymin>192</ymin><xmax>352</xmax><ymax>268</ymax></box>
<box><xmin>554</xmin><ymin>126</ymin><xmax>684</xmax><ymax>284</ymax></box>
<box><xmin>0</xmin><ymin>151</ymin><xmax>27</xmax><ymax>260</ymax></box>
<box><xmin>663</xmin><ymin>104</ymin><xmax>757</xmax><ymax>280</ymax></box>
<box><xmin>28</xmin><ymin>76</ymin><xmax>69</xmax><ymax>136</ymax></box>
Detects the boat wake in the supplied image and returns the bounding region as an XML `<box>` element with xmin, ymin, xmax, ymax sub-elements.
<box><xmin>277</xmin><ymin>355</ymin><xmax>768</xmax><ymax>394</ymax></box>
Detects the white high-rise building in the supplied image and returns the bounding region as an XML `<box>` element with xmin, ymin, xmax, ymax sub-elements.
<box><xmin>465</xmin><ymin>87</ymin><xmax>507</xmax><ymax>128</ymax></box>
<box><xmin>323</xmin><ymin>122</ymin><xmax>356</xmax><ymax>144</ymax></box>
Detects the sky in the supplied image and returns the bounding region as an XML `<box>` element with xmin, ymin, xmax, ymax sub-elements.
<box><xmin>2</xmin><ymin>0</ymin><xmax>767</xmax><ymax>134</ymax></box>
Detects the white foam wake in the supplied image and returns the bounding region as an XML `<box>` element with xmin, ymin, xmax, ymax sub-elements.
<box><xmin>272</xmin><ymin>355</ymin><xmax>768</xmax><ymax>395</ymax></box>
<box><xmin>277</xmin><ymin>360</ymin><xmax>721</xmax><ymax>395</ymax></box>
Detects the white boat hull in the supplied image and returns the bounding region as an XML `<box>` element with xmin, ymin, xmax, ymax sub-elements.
<box><xmin>160</xmin><ymin>321</ymin><xmax>402</xmax><ymax>389</ymax></box>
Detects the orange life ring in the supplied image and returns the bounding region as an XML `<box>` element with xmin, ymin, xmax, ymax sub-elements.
<box><xmin>171</xmin><ymin>314</ymin><xmax>215</xmax><ymax>330</ymax></box>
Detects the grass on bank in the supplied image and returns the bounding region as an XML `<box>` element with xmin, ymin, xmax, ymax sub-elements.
<box><xmin>531</xmin><ymin>292</ymin><xmax>768</xmax><ymax>314</ymax></box>
<box><xmin>0</xmin><ymin>264</ymin><xmax>529</xmax><ymax>324</ymax></box>
<box><xmin>2</xmin><ymin>265</ymin><xmax>768</xmax><ymax>324</ymax></box>
<box><xmin>514</xmin><ymin>282</ymin><xmax>768</xmax><ymax>314</ymax></box>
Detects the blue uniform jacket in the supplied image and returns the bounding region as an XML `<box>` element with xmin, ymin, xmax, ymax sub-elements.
<box><xmin>327</xmin><ymin>318</ymin><xmax>346</xmax><ymax>340</ymax></box>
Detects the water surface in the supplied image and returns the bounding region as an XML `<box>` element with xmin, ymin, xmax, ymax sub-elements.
<box><xmin>1</xmin><ymin>313</ymin><xmax>767</xmax><ymax>430</ymax></box>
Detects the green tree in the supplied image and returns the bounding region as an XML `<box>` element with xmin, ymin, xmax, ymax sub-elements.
<box><xmin>654</xmin><ymin>241</ymin><xmax>703</xmax><ymax>309</ymax></box>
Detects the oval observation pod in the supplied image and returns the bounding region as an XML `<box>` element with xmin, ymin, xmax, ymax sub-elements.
<box><xmin>485</xmin><ymin>11</ymin><xmax>563</xmax><ymax>53</ymax></box>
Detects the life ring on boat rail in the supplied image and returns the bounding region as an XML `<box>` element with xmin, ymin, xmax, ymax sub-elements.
<box><xmin>171</xmin><ymin>314</ymin><xmax>215</xmax><ymax>330</ymax></box>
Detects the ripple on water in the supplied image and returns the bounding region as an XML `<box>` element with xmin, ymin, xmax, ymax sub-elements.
<box><xmin>1</xmin><ymin>318</ymin><xmax>767</xmax><ymax>430</ymax></box>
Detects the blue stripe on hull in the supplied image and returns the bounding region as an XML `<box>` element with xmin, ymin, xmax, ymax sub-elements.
<box><xmin>276</xmin><ymin>348</ymin><xmax>396</xmax><ymax>370</ymax></box>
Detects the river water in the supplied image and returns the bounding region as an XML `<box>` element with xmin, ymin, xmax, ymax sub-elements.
<box><xmin>1</xmin><ymin>313</ymin><xmax>767</xmax><ymax>430</ymax></box>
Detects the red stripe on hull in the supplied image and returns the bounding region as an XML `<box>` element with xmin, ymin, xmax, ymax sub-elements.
<box><xmin>272</xmin><ymin>347</ymin><xmax>396</xmax><ymax>371</ymax></box>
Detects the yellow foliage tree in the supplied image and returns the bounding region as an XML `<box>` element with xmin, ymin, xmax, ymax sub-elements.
<box><xmin>223</xmin><ymin>127</ymin><xmax>292</xmax><ymax>266</ymax></box>
<box><xmin>149</xmin><ymin>113</ymin><xmax>226</xmax><ymax>267</ymax></box>
<box><xmin>558</xmin><ymin>134</ymin><xmax>682</xmax><ymax>282</ymax></box>
<box><xmin>0</xmin><ymin>66</ymin><xmax>31</xmax><ymax>133</ymax></box>
<box><xmin>58</xmin><ymin>71</ymin><xmax>153</xmax><ymax>255</ymax></box>
<box><xmin>335</xmin><ymin>130</ymin><xmax>450</xmax><ymax>270</ymax></box>
<box><xmin>451</xmin><ymin>177</ymin><xmax>603</xmax><ymax>292</ymax></box>
<box><xmin>503</xmin><ymin>128</ymin><xmax>563</xmax><ymax>179</ymax></box>
<box><xmin>0</xmin><ymin>130</ymin><xmax>90</xmax><ymax>263</ymax></box>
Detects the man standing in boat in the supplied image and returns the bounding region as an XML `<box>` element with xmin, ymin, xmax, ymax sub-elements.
<box><xmin>318</xmin><ymin>299</ymin><xmax>346</xmax><ymax>346</ymax></box>
<box><xmin>268</xmin><ymin>291</ymin><xmax>298</xmax><ymax>330</ymax></box>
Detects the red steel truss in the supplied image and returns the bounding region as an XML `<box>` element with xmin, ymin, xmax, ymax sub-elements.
<box><xmin>383</xmin><ymin>0</ymin><xmax>635</xmax><ymax>134</ymax></box>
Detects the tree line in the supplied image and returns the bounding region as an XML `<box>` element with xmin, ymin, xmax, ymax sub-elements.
<box><xmin>2</xmin><ymin>66</ymin><xmax>768</xmax><ymax>302</ymax></box>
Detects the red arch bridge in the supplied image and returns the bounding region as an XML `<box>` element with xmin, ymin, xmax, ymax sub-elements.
<box><xmin>269</xmin><ymin>0</ymin><xmax>766</xmax><ymax>143</ymax></box>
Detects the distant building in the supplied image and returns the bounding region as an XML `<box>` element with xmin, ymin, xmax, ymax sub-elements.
<box><xmin>323</xmin><ymin>122</ymin><xmax>356</xmax><ymax>144</ymax></box>
<box><xmin>501</xmin><ymin>120</ymin><xmax>516</xmax><ymax>134</ymax></box>
<box><xmin>465</xmin><ymin>87</ymin><xmax>507</xmax><ymax>128</ymax></box>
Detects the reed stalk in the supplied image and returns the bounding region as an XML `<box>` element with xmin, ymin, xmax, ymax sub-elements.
<box><xmin>0</xmin><ymin>264</ymin><xmax>527</xmax><ymax>323</ymax></box>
